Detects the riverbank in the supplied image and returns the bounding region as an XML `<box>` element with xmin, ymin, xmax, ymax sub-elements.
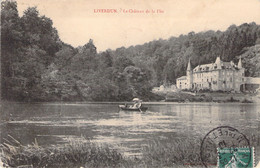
<box><xmin>154</xmin><ymin>91</ymin><xmax>259</xmax><ymax>103</ymax></box>
<box><xmin>1</xmin><ymin>91</ymin><xmax>259</xmax><ymax>104</ymax></box>
<box><xmin>1</xmin><ymin>134</ymin><xmax>259</xmax><ymax>168</ymax></box>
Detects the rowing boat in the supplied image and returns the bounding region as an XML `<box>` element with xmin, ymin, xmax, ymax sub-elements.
<box><xmin>118</xmin><ymin>105</ymin><xmax>148</xmax><ymax>111</ymax></box>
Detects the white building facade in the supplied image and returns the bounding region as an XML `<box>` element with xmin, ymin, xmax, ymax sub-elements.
<box><xmin>176</xmin><ymin>57</ymin><xmax>245</xmax><ymax>92</ymax></box>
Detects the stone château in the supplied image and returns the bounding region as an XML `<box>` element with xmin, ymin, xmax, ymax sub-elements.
<box><xmin>176</xmin><ymin>57</ymin><xmax>245</xmax><ymax>92</ymax></box>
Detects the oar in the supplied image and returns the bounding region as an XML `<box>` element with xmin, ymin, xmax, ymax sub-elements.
<box><xmin>139</xmin><ymin>107</ymin><xmax>143</xmax><ymax>113</ymax></box>
<box><xmin>138</xmin><ymin>103</ymin><xmax>143</xmax><ymax>113</ymax></box>
<box><xmin>137</xmin><ymin>101</ymin><xmax>144</xmax><ymax>112</ymax></box>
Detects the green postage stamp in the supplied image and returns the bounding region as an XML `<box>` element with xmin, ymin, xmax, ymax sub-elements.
<box><xmin>217</xmin><ymin>147</ymin><xmax>254</xmax><ymax>168</ymax></box>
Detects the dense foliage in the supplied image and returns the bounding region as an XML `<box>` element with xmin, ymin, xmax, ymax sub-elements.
<box><xmin>1</xmin><ymin>1</ymin><xmax>260</xmax><ymax>101</ymax></box>
<box><xmin>1</xmin><ymin>1</ymin><xmax>61</xmax><ymax>101</ymax></box>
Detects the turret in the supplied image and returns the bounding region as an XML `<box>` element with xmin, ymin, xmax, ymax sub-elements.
<box><xmin>238</xmin><ymin>57</ymin><xmax>242</xmax><ymax>69</ymax></box>
<box><xmin>237</xmin><ymin>57</ymin><xmax>245</xmax><ymax>92</ymax></box>
<box><xmin>187</xmin><ymin>58</ymin><xmax>191</xmax><ymax>71</ymax></box>
<box><xmin>186</xmin><ymin>58</ymin><xmax>193</xmax><ymax>89</ymax></box>
<box><xmin>215</xmin><ymin>56</ymin><xmax>221</xmax><ymax>69</ymax></box>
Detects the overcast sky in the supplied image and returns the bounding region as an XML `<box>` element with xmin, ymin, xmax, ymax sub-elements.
<box><xmin>17</xmin><ymin>0</ymin><xmax>260</xmax><ymax>52</ymax></box>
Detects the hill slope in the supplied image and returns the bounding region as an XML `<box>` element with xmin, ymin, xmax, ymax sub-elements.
<box><xmin>1</xmin><ymin>0</ymin><xmax>260</xmax><ymax>101</ymax></box>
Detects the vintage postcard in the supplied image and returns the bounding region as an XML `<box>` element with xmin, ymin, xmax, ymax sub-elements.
<box><xmin>1</xmin><ymin>0</ymin><xmax>260</xmax><ymax>167</ymax></box>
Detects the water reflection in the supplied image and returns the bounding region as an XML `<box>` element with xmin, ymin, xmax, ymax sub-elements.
<box><xmin>0</xmin><ymin>102</ymin><xmax>259</xmax><ymax>156</ymax></box>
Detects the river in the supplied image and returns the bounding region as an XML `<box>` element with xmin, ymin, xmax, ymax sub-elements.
<box><xmin>0</xmin><ymin>102</ymin><xmax>259</xmax><ymax>157</ymax></box>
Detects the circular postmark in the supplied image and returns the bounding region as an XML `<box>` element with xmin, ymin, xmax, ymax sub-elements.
<box><xmin>200</xmin><ymin>126</ymin><xmax>251</xmax><ymax>167</ymax></box>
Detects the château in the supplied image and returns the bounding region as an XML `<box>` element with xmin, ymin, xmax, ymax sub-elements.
<box><xmin>176</xmin><ymin>57</ymin><xmax>245</xmax><ymax>92</ymax></box>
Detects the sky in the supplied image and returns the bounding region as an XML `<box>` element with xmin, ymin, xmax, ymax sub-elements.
<box><xmin>16</xmin><ymin>0</ymin><xmax>260</xmax><ymax>52</ymax></box>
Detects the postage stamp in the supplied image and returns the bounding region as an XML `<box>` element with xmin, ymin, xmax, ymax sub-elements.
<box><xmin>200</xmin><ymin>126</ymin><xmax>252</xmax><ymax>167</ymax></box>
<box><xmin>217</xmin><ymin>147</ymin><xmax>254</xmax><ymax>168</ymax></box>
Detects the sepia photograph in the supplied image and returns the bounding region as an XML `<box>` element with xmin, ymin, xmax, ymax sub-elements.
<box><xmin>1</xmin><ymin>0</ymin><xmax>260</xmax><ymax>167</ymax></box>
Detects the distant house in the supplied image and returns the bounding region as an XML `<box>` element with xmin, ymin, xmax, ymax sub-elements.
<box><xmin>159</xmin><ymin>85</ymin><xmax>165</xmax><ymax>91</ymax></box>
<box><xmin>152</xmin><ymin>84</ymin><xmax>177</xmax><ymax>92</ymax></box>
<box><xmin>176</xmin><ymin>57</ymin><xmax>245</xmax><ymax>92</ymax></box>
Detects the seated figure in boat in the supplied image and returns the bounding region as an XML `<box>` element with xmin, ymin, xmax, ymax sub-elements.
<box><xmin>119</xmin><ymin>98</ymin><xmax>148</xmax><ymax>111</ymax></box>
<box><xmin>130</xmin><ymin>102</ymin><xmax>141</xmax><ymax>109</ymax></box>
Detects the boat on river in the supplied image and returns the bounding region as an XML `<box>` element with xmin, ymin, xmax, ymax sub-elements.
<box><xmin>118</xmin><ymin>105</ymin><xmax>148</xmax><ymax>111</ymax></box>
<box><xmin>119</xmin><ymin>98</ymin><xmax>148</xmax><ymax>112</ymax></box>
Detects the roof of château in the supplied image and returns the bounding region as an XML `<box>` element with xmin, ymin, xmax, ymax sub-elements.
<box><xmin>177</xmin><ymin>76</ymin><xmax>187</xmax><ymax>80</ymax></box>
<box><xmin>193</xmin><ymin>61</ymin><xmax>239</xmax><ymax>73</ymax></box>
<box><xmin>193</xmin><ymin>63</ymin><xmax>215</xmax><ymax>72</ymax></box>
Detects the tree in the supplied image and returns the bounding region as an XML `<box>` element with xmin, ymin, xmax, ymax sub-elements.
<box><xmin>238</xmin><ymin>45</ymin><xmax>260</xmax><ymax>77</ymax></box>
<box><xmin>113</xmin><ymin>55</ymin><xmax>134</xmax><ymax>72</ymax></box>
<box><xmin>1</xmin><ymin>1</ymin><xmax>61</xmax><ymax>101</ymax></box>
<box><xmin>99</xmin><ymin>50</ymin><xmax>113</xmax><ymax>68</ymax></box>
<box><xmin>1</xmin><ymin>0</ymin><xmax>23</xmax><ymax>100</ymax></box>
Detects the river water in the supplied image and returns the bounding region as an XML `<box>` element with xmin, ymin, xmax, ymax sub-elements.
<box><xmin>0</xmin><ymin>102</ymin><xmax>259</xmax><ymax>157</ymax></box>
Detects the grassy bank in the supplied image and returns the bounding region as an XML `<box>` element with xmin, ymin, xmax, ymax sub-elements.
<box><xmin>1</xmin><ymin>134</ymin><xmax>259</xmax><ymax>168</ymax></box>
<box><xmin>154</xmin><ymin>91</ymin><xmax>257</xmax><ymax>103</ymax></box>
<box><xmin>0</xmin><ymin>136</ymin><xmax>124</xmax><ymax>168</ymax></box>
<box><xmin>141</xmin><ymin>137</ymin><xmax>204</xmax><ymax>167</ymax></box>
<box><xmin>0</xmin><ymin>136</ymin><xmax>205</xmax><ymax>168</ymax></box>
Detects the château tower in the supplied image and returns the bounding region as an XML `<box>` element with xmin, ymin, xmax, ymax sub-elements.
<box><xmin>215</xmin><ymin>56</ymin><xmax>221</xmax><ymax>69</ymax></box>
<box><xmin>186</xmin><ymin>59</ymin><xmax>193</xmax><ymax>89</ymax></box>
<box><xmin>238</xmin><ymin>57</ymin><xmax>242</xmax><ymax>69</ymax></box>
<box><xmin>237</xmin><ymin>57</ymin><xmax>245</xmax><ymax>91</ymax></box>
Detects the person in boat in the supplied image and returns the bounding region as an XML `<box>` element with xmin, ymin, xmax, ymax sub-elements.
<box><xmin>129</xmin><ymin>101</ymin><xmax>141</xmax><ymax>109</ymax></box>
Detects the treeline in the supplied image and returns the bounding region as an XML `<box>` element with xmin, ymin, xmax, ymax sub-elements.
<box><xmin>1</xmin><ymin>1</ymin><xmax>260</xmax><ymax>102</ymax></box>
<box><xmin>109</xmin><ymin>23</ymin><xmax>260</xmax><ymax>85</ymax></box>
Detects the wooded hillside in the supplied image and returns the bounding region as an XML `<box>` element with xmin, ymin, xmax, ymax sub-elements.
<box><xmin>1</xmin><ymin>1</ymin><xmax>260</xmax><ymax>101</ymax></box>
